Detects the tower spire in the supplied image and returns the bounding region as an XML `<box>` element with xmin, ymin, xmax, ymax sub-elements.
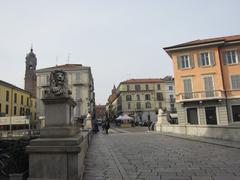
<box><xmin>30</xmin><ymin>44</ymin><xmax>33</xmax><ymax>52</ymax></box>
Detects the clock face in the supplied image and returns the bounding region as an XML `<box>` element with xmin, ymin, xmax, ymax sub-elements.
<box><xmin>29</xmin><ymin>65</ymin><xmax>33</xmax><ymax>70</ymax></box>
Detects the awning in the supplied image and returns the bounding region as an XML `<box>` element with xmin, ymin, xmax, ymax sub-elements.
<box><xmin>170</xmin><ymin>113</ymin><xmax>178</xmax><ymax>119</ymax></box>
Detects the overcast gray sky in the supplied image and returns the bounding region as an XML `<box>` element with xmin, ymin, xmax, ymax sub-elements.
<box><xmin>0</xmin><ymin>0</ymin><xmax>239</xmax><ymax>104</ymax></box>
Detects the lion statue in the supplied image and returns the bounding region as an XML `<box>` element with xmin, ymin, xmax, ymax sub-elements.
<box><xmin>45</xmin><ymin>70</ymin><xmax>71</xmax><ymax>97</ymax></box>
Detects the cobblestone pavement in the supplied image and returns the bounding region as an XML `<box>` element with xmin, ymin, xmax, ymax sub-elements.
<box><xmin>83</xmin><ymin>127</ymin><xmax>240</xmax><ymax>180</ymax></box>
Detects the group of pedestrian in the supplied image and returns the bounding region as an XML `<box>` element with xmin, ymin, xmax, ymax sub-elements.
<box><xmin>147</xmin><ymin>120</ymin><xmax>155</xmax><ymax>131</ymax></box>
<box><xmin>93</xmin><ymin>119</ymin><xmax>110</xmax><ymax>134</ymax></box>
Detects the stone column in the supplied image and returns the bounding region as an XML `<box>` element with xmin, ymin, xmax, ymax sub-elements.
<box><xmin>27</xmin><ymin>70</ymin><xmax>86</xmax><ymax>180</ymax></box>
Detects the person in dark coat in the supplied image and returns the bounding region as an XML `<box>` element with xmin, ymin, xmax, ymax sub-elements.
<box><xmin>93</xmin><ymin>120</ymin><xmax>99</xmax><ymax>134</ymax></box>
<box><xmin>105</xmin><ymin>120</ymin><xmax>110</xmax><ymax>134</ymax></box>
<box><xmin>147</xmin><ymin>120</ymin><xmax>152</xmax><ymax>131</ymax></box>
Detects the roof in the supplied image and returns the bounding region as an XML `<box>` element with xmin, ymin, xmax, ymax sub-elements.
<box><xmin>164</xmin><ymin>35</ymin><xmax>240</xmax><ymax>52</ymax></box>
<box><xmin>121</xmin><ymin>78</ymin><xmax>166</xmax><ymax>84</ymax></box>
<box><xmin>0</xmin><ymin>80</ymin><xmax>33</xmax><ymax>96</ymax></box>
<box><xmin>37</xmin><ymin>64</ymin><xmax>87</xmax><ymax>72</ymax></box>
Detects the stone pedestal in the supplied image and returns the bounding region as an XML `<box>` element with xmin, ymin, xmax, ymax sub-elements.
<box><xmin>156</xmin><ymin>109</ymin><xmax>169</xmax><ymax>131</ymax></box>
<box><xmin>27</xmin><ymin>95</ymin><xmax>85</xmax><ymax>180</ymax></box>
<box><xmin>85</xmin><ymin>113</ymin><xmax>92</xmax><ymax>129</ymax></box>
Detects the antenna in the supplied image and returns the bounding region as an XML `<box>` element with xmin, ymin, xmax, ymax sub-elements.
<box><xmin>67</xmin><ymin>53</ymin><xmax>70</xmax><ymax>64</ymax></box>
<box><xmin>56</xmin><ymin>56</ymin><xmax>58</xmax><ymax>66</ymax></box>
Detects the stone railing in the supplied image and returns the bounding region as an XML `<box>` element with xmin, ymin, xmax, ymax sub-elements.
<box><xmin>178</xmin><ymin>90</ymin><xmax>225</xmax><ymax>102</ymax></box>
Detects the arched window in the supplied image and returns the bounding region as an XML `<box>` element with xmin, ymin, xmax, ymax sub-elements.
<box><xmin>145</xmin><ymin>94</ymin><xmax>151</xmax><ymax>100</ymax></box>
<box><xmin>145</xmin><ymin>102</ymin><xmax>151</xmax><ymax>109</ymax></box>
<box><xmin>126</xmin><ymin>95</ymin><xmax>132</xmax><ymax>101</ymax></box>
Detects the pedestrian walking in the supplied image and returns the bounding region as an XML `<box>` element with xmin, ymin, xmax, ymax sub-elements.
<box><xmin>93</xmin><ymin>120</ymin><xmax>99</xmax><ymax>134</ymax></box>
<box><xmin>147</xmin><ymin>120</ymin><xmax>152</xmax><ymax>131</ymax></box>
<box><xmin>105</xmin><ymin>120</ymin><xmax>110</xmax><ymax>134</ymax></box>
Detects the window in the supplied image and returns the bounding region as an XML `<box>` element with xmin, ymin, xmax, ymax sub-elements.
<box><xmin>156</xmin><ymin>93</ymin><xmax>163</xmax><ymax>101</ymax></box>
<box><xmin>145</xmin><ymin>94</ymin><xmax>151</xmax><ymax>100</ymax></box>
<box><xmin>0</xmin><ymin>103</ymin><xmax>1</xmax><ymax>112</ymax></box>
<box><xmin>21</xmin><ymin>95</ymin><xmax>23</xmax><ymax>105</ymax></box>
<box><xmin>231</xmin><ymin>75</ymin><xmax>240</xmax><ymax>89</ymax></box>
<box><xmin>14</xmin><ymin>106</ymin><xmax>17</xmax><ymax>115</ymax></box>
<box><xmin>223</xmin><ymin>50</ymin><xmax>238</xmax><ymax>65</ymax></box>
<box><xmin>14</xmin><ymin>93</ymin><xmax>17</xmax><ymax>103</ymax></box>
<box><xmin>169</xmin><ymin>86</ymin><xmax>173</xmax><ymax>90</ymax></box>
<box><xmin>5</xmin><ymin>105</ymin><xmax>9</xmax><ymax>115</ymax></box>
<box><xmin>27</xmin><ymin>97</ymin><xmax>29</xmax><ymax>106</ymax></box>
<box><xmin>170</xmin><ymin>104</ymin><xmax>175</xmax><ymax>109</ymax></box>
<box><xmin>158</xmin><ymin>102</ymin><xmax>162</xmax><ymax>108</ymax></box>
<box><xmin>137</xmin><ymin>94</ymin><xmax>140</xmax><ymax>101</ymax></box>
<box><xmin>135</xmin><ymin>85</ymin><xmax>141</xmax><ymax>91</ymax></box>
<box><xmin>148</xmin><ymin>114</ymin><xmax>151</xmax><ymax>121</ymax></box>
<box><xmin>128</xmin><ymin>103</ymin><xmax>131</xmax><ymax>110</ymax></box>
<box><xmin>178</xmin><ymin>55</ymin><xmax>191</xmax><ymax>69</ymax></box>
<box><xmin>6</xmin><ymin>91</ymin><xmax>9</xmax><ymax>102</ymax></box>
<box><xmin>203</xmin><ymin>76</ymin><xmax>214</xmax><ymax>97</ymax></box>
<box><xmin>145</xmin><ymin>102</ymin><xmax>151</xmax><ymax>109</ymax></box>
<box><xmin>146</xmin><ymin>84</ymin><xmax>149</xmax><ymax>90</ymax></box>
<box><xmin>126</xmin><ymin>95</ymin><xmax>132</xmax><ymax>101</ymax></box>
<box><xmin>127</xmin><ymin>85</ymin><xmax>130</xmax><ymax>91</ymax></box>
<box><xmin>136</xmin><ymin>102</ymin><xmax>141</xmax><ymax>109</ymax></box>
<box><xmin>76</xmin><ymin>72</ymin><xmax>80</xmax><ymax>83</ymax></box>
<box><xmin>198</xmin><ymin>52</ymin><xmax>215</xmax><ymax>67</ymax></box>
<box><xmin>232</xmin><ymin>105</ymin><xmax>240</xmax><ymax>122</ymax></box>
<box><xmin>157</xmin><ymin>84</ymin><xmax>161</xmax><ymax>90</ymax></box>
<box><xmin>183</xmin><ymin>78</ymin><xmax>193</xmax><ymax>99</ymax></box>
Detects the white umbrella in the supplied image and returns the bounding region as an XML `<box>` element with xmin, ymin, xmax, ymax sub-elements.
<box><xmin>116</xmin><ymin>115</ymin><xmax>123</xmax><ymax>120</ymax></box>
<box><xmin>116</xmin><ymin>114</ymin><xmax>133</xmax><ymax>120</ymax></box>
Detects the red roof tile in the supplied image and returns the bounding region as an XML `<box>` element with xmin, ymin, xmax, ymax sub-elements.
<box><xmin>37</xmin><ymin>64</ymin><xmax>83</xmax><ymax>72</ymax></box>
<box><xmin>164</xmin><ymin>35</ymin><xmax>240</xmax><ymax>50</ymax></box>
<box><xmin>121</xmin><ymin>78</ymin><xmax>165</xmax><ymax>84</ymax></box>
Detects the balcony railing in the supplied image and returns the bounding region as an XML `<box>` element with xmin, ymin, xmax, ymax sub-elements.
<box><xmin>179</xmin><ymin>90</ymin><xmax>225</xmax><ymax>102</ymax></box>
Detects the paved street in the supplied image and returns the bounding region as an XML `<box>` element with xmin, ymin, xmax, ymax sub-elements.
<box><xmin>83</xmin><ymin>127</ymin><xmax>240</xmax><ymax>180</ymax></box>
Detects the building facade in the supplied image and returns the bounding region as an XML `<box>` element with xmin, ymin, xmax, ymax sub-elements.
<box><xmin>24</xmin><ymin>48</ymin><xmax>37</xmax><ymax>97</ymax></box>
<box><xmin>36</xmin><ymin>64</ymin><xmax>95</xmax><ymax>122</ymax></box>
<box><xmin>0</xmin><ymin>80</ymin><xmax>36</xmax><ymax>131</ymax></box>
<box><xmin>164</xmin><ymin>35</ymin><xmax>240</xmax><ymax>125</ymax></box>
<box><xmin>107</xmin><ymin>78</ymin><xmax>176</xmax><ymax>123</ymax></box>
<box><xmin>95</xmin><ymin>105</ymin><xmax>106</xmax><ymax>120</ymax></box>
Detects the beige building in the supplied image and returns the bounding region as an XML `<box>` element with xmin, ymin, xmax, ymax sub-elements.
<box><xmin>36</xmin><ymin>64</ymin><xmax>95</xmax><ymax>122</ymax></box>
<box><xmin>107</xmin><ymin>77</ymin><xmax>176</xmax><ymax>123</ymax></box>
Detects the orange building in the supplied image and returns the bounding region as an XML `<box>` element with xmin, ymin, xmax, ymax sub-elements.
<box><xmin>164</xmin><ymin>35</ymin><xmax>240</xmax><ymax>125</ymax></box>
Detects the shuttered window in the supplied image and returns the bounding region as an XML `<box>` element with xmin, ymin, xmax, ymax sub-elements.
<box><xmin>231</xmin><ymin>75</ymin><xmax>240</xmax><ymax>89</ymax></box>
<box><xmin>178</xmin><ymin>55</ymin><xmax>190</xmax><ymax>69</ymax></box>
<box><xmin>203</xmin><ymin>76</ymin><xmax>214</xmax><ymax>97</ymax></box>
<box><xmin>223</xmin><ymin>50</ymin><xmax>239</xmax><ymax>65</ymax></box>
<box><xmin>183</xmin><ymin>78</ymin><xmax>193</xmax><ymax>99</ymax></box>
<box><xmin>198</xmin><ymin>52</ymin><xmax>215</xmax><ymax>67</ymax></box>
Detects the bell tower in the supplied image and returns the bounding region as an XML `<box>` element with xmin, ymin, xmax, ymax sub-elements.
<box><xmin>24</xmin><ymin>47</ymin><xmax>37</xmax><ymax>96</ymax></box>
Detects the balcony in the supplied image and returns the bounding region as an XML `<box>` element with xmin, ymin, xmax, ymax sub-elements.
<box><xmin>179</xmin><ymin>90</ymin><xmax>225</xmax><ymax>102</ymax></box>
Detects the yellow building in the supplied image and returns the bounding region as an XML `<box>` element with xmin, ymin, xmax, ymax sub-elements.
<box><xmin>0</xmin><ymin>80</ymin><xmax>36</xmax><ymax>131</ymax></box>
